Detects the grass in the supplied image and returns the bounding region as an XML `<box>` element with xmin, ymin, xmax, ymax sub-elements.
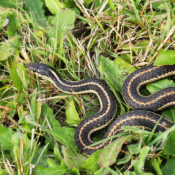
<box><xmin>0</xmin><ymin>0</ymin><xmax>175</xmax><ymax>174</ymax></box>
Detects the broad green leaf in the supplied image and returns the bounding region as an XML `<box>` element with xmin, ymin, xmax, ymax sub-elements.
<box><xmin>45</xmin><ymin>0</ymin><xmax>66</xmax><ymax>14</ymax></box>
<box><xmin>94</xmin><ymin>0</ymin><xmax>106</xmax><ymax>8</ymax></box>
<box><xmin>0</xmin><ymin>8</ymin><xmax>25</xmax><ymax>24</ymax></box>
<box><xmin>98</xmin><ymin>56</ymin><xmax>136</xmax><ymax>93</ymax></box>
<box><xmin>162</xmin><ymin>107</ymin><xmax>175</xmax><ymax>122</ymax></box>
<box><xmin>17</xmin><ymin>106</ymin><xmax>25</xmax><ymax>123</ymax></box>
<box><xmin>29</xmin><ymin>147</ymin><xmax>49</xmax><ymax>167</ymax></box>
<box><xmin>11</xmin><ymin>61</ymin><xmax>22</xmax><ymax>92</ymax></box>
<box><xmin>84</xmin><ymin>0</ymin><xmax>94</xmax><ymax>6</ymax></box>
<box><xmin>116</xmin><ymin>152</ymin><xmax>132</xmax><ymax>165</ymax></box>
<box><xmin>0</xmin><ymin>10</ymin><xmax>21</xmax><ymax>36</ymax></box>
<box><xmin>0</xmin><ymin>125</ymin><xmax>20</xmax><ymax>151</ymax></box>
<box><xmin>63</xmin><ymin>146</ymin><xmax>87</xmax><ymax>169</ymax></box>
<box><xmin>163</xmin><ymin>130</ymin><xmax>175</xmax><ymax>155</ymax></box>
<box><xmin>152</xmin><ymin>0</ymin><xmax>174</xmax><ymax>11</ymax></box>
<box><xmin>47</xmin><ymin>127</ymin><xmax>77</xmax><ymax>152</ymax></box>
<box><xmin>114</xmin><ymin>58</ymin><xmax>136</xmax><ymax>75</ymax></box>
<box><xmin>136</xmin><ymin>40</ymin><xmax>150</xmax><ymax>52</ymax></box>
<box><xmin>147</xmin><ymin>78</ymin><xmax>175</xmax><ymax>122</ymax></box>
<box><xmin>151</xmin><ymin>158</ymin><xmax>163</xmax><ymax>175</ymax></box>
<box><xmin>146</xmin><ymin>79</ymin><xmax>175</xmax><ymax>94</ymax></box>
<box><xmin>96</xmin><ymin>167</ymin><xmax>119</xmax><ymax>175</ymax></box>
<box><xmin>0</xmin><ymin>37</ymin><xmax>19</xmax><ymax>61</ymax></box>
<box><xmin>30</xmin><ymin>89</ymin><xmax>37</xmax><ymax>119</ymax></box>
<box><xmin>45</xmin><ymin>133</ymin><xmax>55</xmax><ymax>150</ymax></box>
<box><xmin>40</xmin><ymin>104</ymin><xmax>60</xmax><ymax>128</ymax></box>
<box><xmin>94</xmin><ymin>168</ymin><xmax>103</xmax><ymax>175</ymax></box>
<box><xmin>98</xmin><ymin>56</ymin><xmax>135</xmax><ymax>114</ymax></box>
<box><xmin>54</xmin><ymin>144</ymin><xmax>63</xmax><ymax>163</ymax></box>
<box><xmin>66</xmin><ymin>100</ymin><xmax>80</xmax><ymax>125</ymax></box>
<box><xmin>16</xmin><ymin>64</ymin><xmax>30</xmax><ymax>89</ymax></box>
<box><xmin>133</xmin><ymin>147</ymin><xmax>153</xmax><ymax>175</ymax></box>
<box><xmin>154</xmin><ymin>49</ymin><xmax>175</xmax><ymax>66</ymax></box>
<box><xmin>10</xmin><ymin>63</ymin><xmax>29</xmax><ymax>93</ymax></box>
<box><xmin>81</xmin><ymin>150</ymin><xmax>103</xmax><ymax>173</ymax></box>
<box><xmin>24</xmin><ymin>0</ymin><xmax>46</xmax><ymax>27</ymax></box>
<box><xmin>25</xmin><ymin>115</ymin><xmax>38</xmax><ymax>126</ymax></box>
<box><xmin>162</xmin><ymin>157</ymin><xmax>175</xmax><ymax>175</ymax></box>
<box><xmin>71</xmin><ymin>167</ymin><xmax>80</xmax><ymax>175</ymax></box>
<box><xmin>120</xmin><ymin>54</ymin><xmax>131</xmax><ymax>63</ymax></box>
<box><xmin>0</xmin><ymin>169</ymin><xmax>9</xmax><ymax>175</ymax></box>
<box><xmin>128</xmin><ymin>140</ymin><xmax>142</xmax><ymax>155</ymax></box>
<box><xmin>29</xmin><ymin>91</ymin><xmax>41</xmax><ymax>123</ymax></box>
<box><xmin>0</xmin><ymin>0</ymin><xmax>21</xmax><ymax>8</ymax></box>
<box><xmin>48</xmin><ymin>8</ymin><xmax>75</xmax><ymax>39</ymax></box>
<box><xmin>98</xmin><ymin>135</ymin><xmax>131</xmax><ymax>167</ymax></box>
<box><xmin>34</xmin><ymin>159</ymin><xmax>70</xmax><ymax>175</ymax></box>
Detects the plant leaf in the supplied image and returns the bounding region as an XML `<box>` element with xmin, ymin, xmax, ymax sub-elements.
<box><xmin>11</xmin><ymin>61</ymin><xmax>22</xmax><ymax>92</ymax></box>
<box><xmin>128</xmin><ymin>140</ymin><xmax>142</xmax><ymax>155</ymax></box>
<box><xmin>0</xmin><ymin>9</ymin><xmax>21</xmax><ymax>36</ymax></box>
<box><xmin>98</xmin><ymin>135</ymin><xmax>131</xmax><ymax>167</ymax></box>
<box><xmin>66</xmin><ymin>100</ymin><xmax>80</xmax><ymax>125</ymax></box>
<box><xmin>146</xmin><ymin>79</ymin><xmax>175</xmax><ymax>94</ymax></box>
<box><xmin>116</xmin><ymin>153</ymin><xmax>132</xmax><ymax>165</ymax></box>
<box><xmin>40</xmin><ymin>104</ymin><xmax>60</xmax><ymax>128</ymax></box>
<box><xmin>162</xmin><ymin>157</ymin><xmax>175</xmax><ymax>175</ymax></box>
<box><xmin>63</xmin><ymin>146</ymin><xmax>87</xmax><ymax>169</ymax></box>
<box><xmin>47</xmin><ymin>127</ymin><xmax>77</xmax><ymax>153</ymax></box>
<box><xmin>0</xmin><ymin>37</ymin><xmax>19</xmax><ymax>61</ymax></box>
<box><xmin>45</xmin><ymin>0</ymin><xmax>66</xmax><ymax>14</ymax></box>
<box><xmin>24</xmin><ymin>0</ymin><xmax>46</xmax><ymax>27</ymax></box>
<box><xmin>163</xmin><ymin>130</ymin><xmax>175</xmax><ymax>155</ymax></box>
<box><xmin>98</xmin><ymin>56</ymin><xmax>136</xmax><ymax>93</ymax></box>
<box><xmin>48</xmin><ymin>8</ymin><xmax>75</xmax><ymax>39</ymax></box>
<box><xmin>133</xmin><ymin>146</ymin><xmax>153</xmax><ymax>175</ymax></box>
<box><xmin>154</xmin><ymin>49</ymin><xmax>175</xmax><ymax>66</ymax></box>
<box><xmin>81</xmin><ymin>150</ymin><xmax>103</xmax><ymax>172</ymax></box>
<box><xmin>0</xmin><ymin>125</ymin><xmax>20</xmax><ymax>151</ymax></box>
<box><xmin>34</xmin><ymin>159</ymin><xmax>70</xmax><ymax>174</ymax></box>
<box><xmin>0</xmin><ymin>0</ymin><xmax>21</xmax><ymax>8</ymax></box>
<box><xmin>162</xmin><ymin>107</ymin><xmax>175</xmax><ymax>122</ymax></box>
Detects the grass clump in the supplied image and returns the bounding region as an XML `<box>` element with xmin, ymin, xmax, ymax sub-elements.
<box><xmin>0</xmin><ymin>0</ymin><xmax>175</xmax><ymax>174</ymax></box>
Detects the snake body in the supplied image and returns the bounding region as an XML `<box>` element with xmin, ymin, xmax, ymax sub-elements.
<box><xmin>123</xmin><ymin>64</ymin><xmax>175</xmax><ymax>111</ymax></box>
<box><xmin>27</xmin><ymin>63</ymin><xmax>175</xmax><ymax>156</ymax></box>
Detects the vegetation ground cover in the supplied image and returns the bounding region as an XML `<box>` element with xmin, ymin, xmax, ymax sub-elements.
<box><xmin>1</xmin><ymin>0</ymin><xmax>175</xmax><ymax>174</ymax></box>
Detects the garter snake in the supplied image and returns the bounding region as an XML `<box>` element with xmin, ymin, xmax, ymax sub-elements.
<box><xmin>27</xmin><ymin>63</ymin><xmax>175</xmax><ymax>156</ymax></box>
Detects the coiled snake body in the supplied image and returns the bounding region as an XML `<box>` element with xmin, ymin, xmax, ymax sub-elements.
<box><xmin>27</xmin><ymin>63</ymin><xmax>175</xmax><ymax>156</ymax></box>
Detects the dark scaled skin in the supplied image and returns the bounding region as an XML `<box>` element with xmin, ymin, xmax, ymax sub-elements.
<box><xmin>77</xmin><ymin>110</ymin><xmax>174</xmax><ymax>155</ymax></box>
<box><xmin>122</xmin><ymin>64</ymin><xmax>175</xmax><ymax>111</ymax></box>
<box><xmin>27</xmin><ymin>63</ymin><xmax>175</xmax><ymax>156</ymax></box>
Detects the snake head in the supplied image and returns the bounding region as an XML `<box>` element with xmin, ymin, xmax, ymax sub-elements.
<box><xmin>26</xmin><ymin>63</ymin><xmax>54</xmax><ymax>76</ymax></box>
